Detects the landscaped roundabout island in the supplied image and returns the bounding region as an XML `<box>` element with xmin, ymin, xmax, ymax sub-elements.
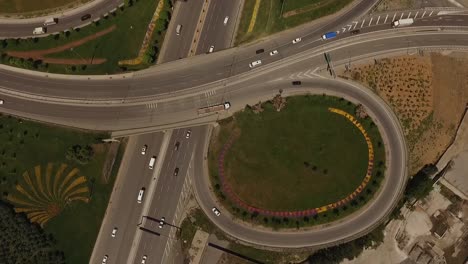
<box><xmin>208</xmin><ymin>95</ymin><xmax>386</xmax><ymax>228</ymax></box>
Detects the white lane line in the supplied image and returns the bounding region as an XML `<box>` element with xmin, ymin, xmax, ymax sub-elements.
<box><xmin>368</xmin><ymin>17</ymin><xmax>373</xmax><ymax>26</ymax></box>
<box><xmin>429</xmin><ymin>11</ymin><xmax>433</xmax><ymax>16</ymax></box>
<box><xmin>384</xmin><ymin>14</ymin><xmax>388</xmax><ymax>24</ymax></box>
<box><xmin>407</xmin><ymin>12</ymin><xmax>411</xmax><ymax>19</ymax></box>
<box><xmin>415</xmin><ymin>11</ymin><xmax>419</xmax><ymax>19</ymax></box>
<box><xmin>392</xmin><ymin>13</ymin><xmax>396</xmax><ymax>22</ymax></box>
<box><xmin>360</xmin><ymin>19</ymin><xmax>365</xmax><ymax>28</ymax></box>
<box><xmin>399</xmin><ymin>13</ymin><xmax>404</xmax><ymax>20</ymax></box>
<box><xmin>376</xmin><ymin>16</ymin><xmax>380</xmax><ymax>24</ymax></box>
<box><xmin>353</xmin><ymin>21</ymin><xmax>358</xmax><ymax>29</ymax></box>
<box><xmin>422</xmin><ymin>10</ymin><xmax>426</xmax><ymax>18</ymax></box>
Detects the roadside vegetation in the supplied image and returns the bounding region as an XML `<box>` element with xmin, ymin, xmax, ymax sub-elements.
<box><xmin>236</xmin><ymin>0</ymin><xmax>353</xmax><ymax>44</ymax></box>
<box><xmin>0</xmin><ymin>114</ymin><xmax>123</xmax><ymax>264</ymax></box>
<box><xmin>208</xmin><ymin>95</ymin><xmax>386</xmax><ymax>229</ymax></box>
<box><xmin>339</xmin><ymin>53</ymin><xmax>468</xmax><ymax>220</ymax></box>
<box><xmin>0</xmin><ymin>0</ymin><xmax>91</xmax><ymax>16</ymax></box>
<box><xmin>341</xmin><ymin>54</ymin><xmax>468</xmax><ymax>175</ymax></box>
<box><xmin>0</xmin><ymin>0</ymin><xmax>172</xmax><ymax>74</ymax></box>
<box><xmin>179</xmin><ymin>207</ymin><xmax>385</xmax><ymax>264</ymax></box>
<box><xmin>0</xmin><ymin>201</ymin><xmax>65</xmax><ymax>264</ymax></box>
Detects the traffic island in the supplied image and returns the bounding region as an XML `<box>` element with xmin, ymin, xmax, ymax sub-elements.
<box><xmin>208</xmin><ymin>94</ymin><xmax>386</xmax><ymax>228</ymax></box>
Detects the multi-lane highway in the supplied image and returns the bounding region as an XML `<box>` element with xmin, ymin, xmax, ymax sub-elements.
<box><xmin>90</xmin><ymin>132</ymin><xmax>165</xmax><ymax>263</ymax></box>
<box><xmin>1</xmin><ymin>0</ymin><xmax>467</xmax><ymax>259</ymax></box>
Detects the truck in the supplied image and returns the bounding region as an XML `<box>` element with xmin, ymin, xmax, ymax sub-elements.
<box><xmin>197</xmin><ymin>102</ymin><xmax>231</xmax><ymax>115</ymax></box>
<box><xmin>43</xmin><ymin>17</ymin><xmax>58</xmax><ymax>26</ymax></box>
<box><xmin>321</xmin><ymin>31</ymin><xmax>337</xmax><ymax>40</ymax></box>
<box><xmin>33</xmin><ymin>27</ymin><xmax>46</xmax><ymax>35</ymax></box>
<box><xmin>391</xmin><ymin>18</ymin><xmax>414</xmax><ymax>28</ymax></box>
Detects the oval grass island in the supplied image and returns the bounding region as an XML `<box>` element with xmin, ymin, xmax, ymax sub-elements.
<box><xmin>208</xmin><ymin>95</ymin><xmax>386</xmax><ymax>228</ymax></box>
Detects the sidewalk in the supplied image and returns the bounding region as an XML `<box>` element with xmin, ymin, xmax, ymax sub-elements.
<box><xmin>0</xmin><ymin>0</ymin><xmax>121</xmax><ymax>23</ymax></box>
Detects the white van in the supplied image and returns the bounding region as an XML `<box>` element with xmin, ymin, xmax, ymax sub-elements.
<box><xmin>148</xmin><ymin>156</ymin><xmax>156</xmax><ymax>169</ymax></box>
<box><xmin>137</xmin><ymin>188</ymin><xmax>145</xmax><ymax>203</ymax></box>
<box><xmin>33</xmin><ymin>27</ymin><xmax>46</xmax><ymax>35</ymax></box>
<box><xmin>249</xmin><ymin>60</ymin><xmax>262</xmax><ymax>69</ymax></box>
<box><xmin>44</xmin><ymin>18</ymin><xmax>58</xmax><ymax>26</ymax></box>
<box><xmin>176</xmin><ymin>24</ymin><xmax>182</xmax><ymax>35</ymax></box>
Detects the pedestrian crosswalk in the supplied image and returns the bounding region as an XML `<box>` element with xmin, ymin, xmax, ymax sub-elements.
<box><xmin>146</xmin><ymin>102</ymin><xmax>157</xmax><ymax>109</ymax></box>
<box><xmin>337</xmin><ymin>9</ymin><xmax>438</xmax><ymax>34</ymax></box>
<box><xmin>204</xmin><ymin>89</ymin><xmax>216</xmax><ymax>97</ymax></box>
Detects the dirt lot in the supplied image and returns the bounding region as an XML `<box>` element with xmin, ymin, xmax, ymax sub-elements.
<box><xmin>340</xmin><ymin>52</ymin><xmax>468</xmax><ymax>174</ymax></box>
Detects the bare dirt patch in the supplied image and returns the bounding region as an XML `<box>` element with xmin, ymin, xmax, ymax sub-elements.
<box><xmin>282</xmin><ymin>1</ymin><xmax>329</xmax><ymax>18</ymax></box>
<box><xmin>6</xmin><ymin>25</ymin><xmax>116</xmax><ymax>65</ymax></box>
<box><xmin>340</xmin><ymin>52</ymin><xmax>468</xmax><ymax>174</ymax></box>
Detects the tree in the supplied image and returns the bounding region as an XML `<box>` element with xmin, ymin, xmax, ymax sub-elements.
<box><xmin>404</xmin><ymin>164</ymin><xmax>435</xmax><ymax>201</ymax></box>
<box><xmin>65</xmin><ymin>144</ymin><xmax>94</xmax><ymax>164</ymax></box>
<box><xmin>0</xmin><ymin>201</ymin><xmax>65</xmax><ymax>264</ymax></box>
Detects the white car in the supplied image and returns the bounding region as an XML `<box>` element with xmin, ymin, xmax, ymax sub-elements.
<box><xmin>208</xmin><ymin>45</ymin><xmax>214</xmax><ymax>53</ymax></box>
<box><xmin>269</xmin><ymin>50</ymin><xmax>278</xmax><ymax>56</ymax></box>
<box><xmin>0</xmin><ymin>99</ymin><xmax>4</xmax><ymax>105</ymax></box>
<box><xmin>137</xmin><ymin>188</ymin><xmax>145</xmax><ymax>203</ymax></box>
<box><xmin>141</xmin><ymin>255</ymin><xmax>148</xmax><ymax>264</ymax></box>
<box><xmin>111</xmin><ymin>227</ymin><xmax>118</xmax><ymax>238</ymax></box>
<box><xmin>186</xmin><ymin>130</ymin><xmax>191</xmax><ymax>139</ymax></box>
<box><xmin>212</xmin><ymin>207</ymin><xmax>221</xmax><ymax>216</ymax></box>
<box><xmin>223</xmin><ymin>16</ymin><xmax>229</xmax><ymax>25</ymax></box>
<box><xmin>141</xmin><ymin>145</ymin><xmax>147</xmax><ymax>155</ymax></box>
<box><xmin>248</xmin><ymin>60</ymin><xmax>262</xmax><ymax>69</ymax></box>
<box><xmin>292</xmin><ymin>37</ymin><xmax>302</xmax><ymax>44</ymax></box>
<box><xmin>158</xmin><ymin>217</ymin><xmax>165</xmax><ymax>229</ymax></box>
<box><xmin>102</xmin><ymin>255</ymin><xmax>108</xmax><ymax>264</ymax></box>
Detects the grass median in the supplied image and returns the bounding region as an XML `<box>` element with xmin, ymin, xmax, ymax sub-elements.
<box><xmin>0</xmin><ymin>115</ymin><xmax>122</xmax><ymax>264</ymax></box>
<box><xmin>0</xmin><ymin>0</ymin><xmax>172</xmax><ymax>74</ymax></box>
<box><xmin>208</xmin><ymin>95</ymin><xmax>386</xmax><ymax>228</ymax></box>
<box><xmin>236</xmin><ymin>0</ymin><xmax>353</xmax><ymax>44</ymax></box>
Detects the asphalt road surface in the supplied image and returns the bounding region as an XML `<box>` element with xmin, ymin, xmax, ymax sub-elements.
<box><xmin>133</xmin><ymin>126</ymin><xmax>207</xmax><ymax>264</ymax></box>
<box><xmin>0</xmin><ymin>12</ymin><xmax>461</xmax><ymax>101</ymax></box>
<box><xmin>90</xmin><ymin>133</ymin><xmax>165</xmax><ymax>263</ymax></box>
<box><xmin>195</xmin><ymin>0</ymin><xmax>243</xmax><ymax>54</ymax></box>
<box><xmin>193</xmin><ymin>78</ymin><xmax>408</xmax><ymax>248</ymax></box>
<box><xmin>0</xmin><ymin>0</ymin><xmax>463</xmax><ymax>252</ymax></box>
<box><xmin>1</xmin><ymin>29</ymin><xmax>468</xmax><ymax>132</ymax></box>
<box><xmin>157</xmin><ymin>0</ymin><xmax>205</xmax><ymax>63</ymax></box>
<box><xmin>127</xmin><ymin>1</ymin><xmax>244</xmax><ymax>263</ymax></box>
<box><xmin>0</xmin><ymin>0</ymin><xmax>123</xmax><ymax>38</ymax></box>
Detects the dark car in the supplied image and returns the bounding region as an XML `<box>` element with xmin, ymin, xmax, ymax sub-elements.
<box><xmin>350</xmin><ymin>29</ymin><xmax>360</xmax><ymax>35</ymax></box>
<box><xmin>255</xmin><ymin>49</ymin><xmax>264</xmax><ymax>54</ymax></box>
<box><xmin>81</xmin><ymin>14</ymin><xmax>92</xmax><ymax>21</ymax></box>
<box><xmin>174</xmin><ymin>167</ymin><xmax>179</xmax><ymax>176</ymax></box>
<box><xmin>292</xmin><ymin>81</ymin><xmax>302</xmax><ymax>86</ymax></box>
<box><xmin>174</xmin><ymin>142</ymin><xmax>180</xmax><ymax>151</ymax></box>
